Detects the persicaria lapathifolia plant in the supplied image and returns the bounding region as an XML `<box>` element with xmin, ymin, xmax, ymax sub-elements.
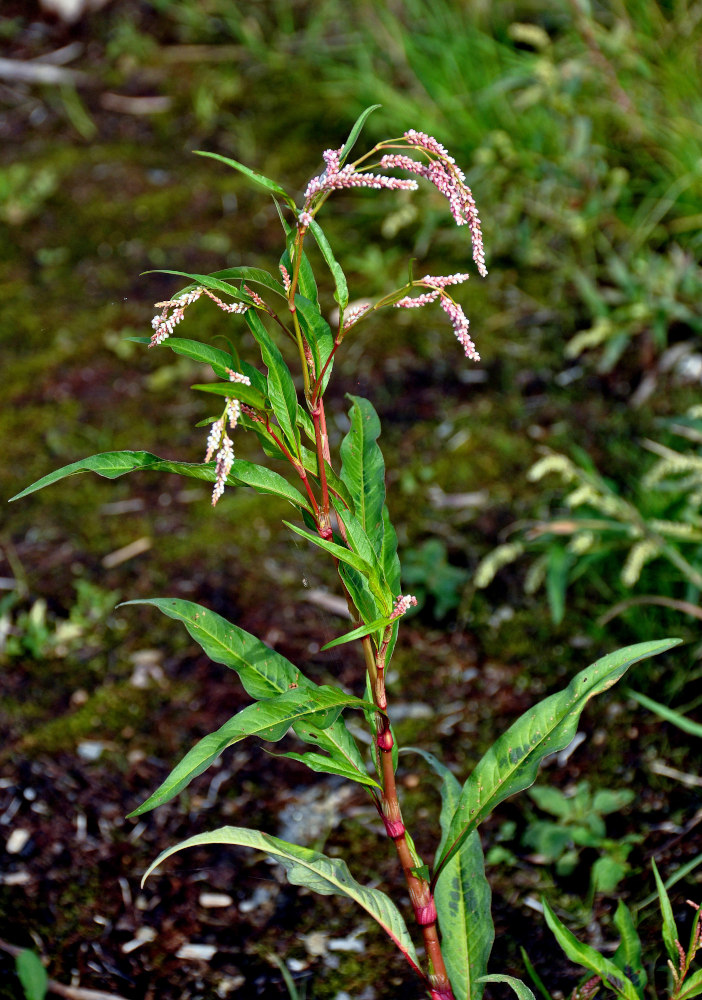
<box><xmin>12</xmin><ymin>107</ymin><xmax>679</xmax><ymax>1000</ymax></box>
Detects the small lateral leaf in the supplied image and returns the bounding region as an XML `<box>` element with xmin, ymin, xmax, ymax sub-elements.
<box><xmin>15</xmin><ymin>951</ymin><xmax>48</xmax><ymax>1000</ymax></box>
<box><xmin>308</xmin><ymin>218</ymin><xmax>349</xmax><ymax>308</ymax></box>
<box><xmin>141</xmin><ymin>826</ymin><xmax>422</xmax><ymax>975</ymax></box>
<box><xmin>145</xmin><ymin>269</ymin><xmax>253</xmax><ymax>305</ymax></box>
<box><xmin>321</xmin><ymin>616</ymin><xmax>393</xmax><ymax>652</ymax></box>
<box><xmin>479</xmin><ymin>976</ymin><xmax>536</xmax><ymax>1000</ymax></box>
<box><xmin>436</xmin><ymin>639</ymin><xmax>681</xmax><ymax>878</ymax></box>
<box><xmin>284</xmin><ymin>520</ymin><xmax>373</xmax><ymax>577</ymax></box>
<box><xmin>280</xmin><ymin>750</ymin><xmax>381</xmax><ymax>789</ymax></box>
<box><xmin>542</xmin><ymin>899</ymin><xmax>639</xmax><ymax>1000</ymax></box>
<box><xmin>338</xmin><ymin>105</ymin><xmax>382</xmax><ymax>166</ymax></box>
<box><xmin>652</xmin><ymin>858</ymin><xmax>680</xmax><ymax>965</ymax></box>
<box><xmin>293</xmin><ymin>716</ymin><xmax>372</xmax><ymax>787</ymax></box>
<box><xmin>129</xmin><ymin>686</ymin><xmax>371</xmax><ymax>816</ymax></box>
<box><xmin>191</xmin><ymin>381</ymin><xmax>267</xmax><ymax>410</ymax></box>
<box><xmin>677</xmin><ymin>969</ymin><xmax>702</xmax><ymax>1000</ymax></box>
<box><xmin>194</xmin><ymin>150</ymin><xmax>296</xmax><ymax>207</ymax></box>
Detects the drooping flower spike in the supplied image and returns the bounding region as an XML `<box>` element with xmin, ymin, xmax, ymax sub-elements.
<box><xmin>395</xmin><ymin>274</ymin><xmax>480</xmax><ymax>362</ymax></box>
<box><xmin>150</xmin><ymin>286</ymin><xmax>249</xmax><ymax>347</ymax></box>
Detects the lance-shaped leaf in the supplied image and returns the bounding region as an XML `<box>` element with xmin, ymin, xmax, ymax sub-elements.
<box><xmin>333</xmin><ymin>502</ymin><xmax>391</xmax><ymax>612</ymax></box>
<box><xmin>284</xmin><ymin>520</ymin><xmax>373</xmax><ymax>577</ymax></box>
<box><xmin>652</xmin><ymin>858</ymin><xmax>680</xmax><ymax>965</ymax></box>
<box><xmin>321</xmin><ymin>615</ymin><xmax>393</xmax><ymax>652</ymax></box>
<box><xmin>542</xmin><ymin>899</ymin><xmax>639</xmax><ymax>1000</ymax></box>
<box><xmin>15</xmin><ymin>950</ymin><xmax>48</xmax><ymax>1000</ymax></box>
<box><xmin>191</xmin><ymin>381</ymin><xmax>268</xmax><ymax>410</ymax></box>
<box><xmin>146</xmin><ymin>268</ymin><xmax>253</xmax><ymax>305</ymax></box>
<box><xmin>294</xmin><ymin>293</ymin><xmax>334</xmax><ymax>390</ymax></box>
<box><xmin>210</xmin><ymin>265</ymin><xmax>287</xmax><ymax>299</ymax></box>
<box><xmin>11</xmin><ymin>451</ymin><xmax>311</xmax><ymax>511</ymax></box>
<box><xmin>479</xmin><ymin>977</ymin><xmax>536</xmax><ymax>1000</ymax></box>
<box><xmin>194</xmin><ymin>150</ymin><xmax>296</xmax><ymax>208</ymax></box>
<box><xmin>435</xmin><ymin>639</ymin><xmax>681</xmax><ymax>878</ymax></box>
<box><xmin>291</xmin><ymin>704</ymin><xmax>380</xmax><ymax>795</ymax></box>
<box><xmin>407</xmin><ymin>749</ymin><xmax>493</xmax><ymax>1000</ymax></box>
<box><xmin>308</xmin><ymin>218</ymin><xmax>348</xmax><ymax>309</ymax></box>
<box><xmin>141</xmin><ymin>826</ymin><xmax>423</xmax><ymax>975</ymax></box>
<box><xmin>338</xmin><ymin>104</ymin><xmax>382</xmax><ymax>166</ymax></box>
<box><xmin>679</xmin><ymin>970</ymin><xmax>702</xmax><ymax>1000</ymax></box>
<box><xmin>128</xmin><ymin>336</ymin><xmax>237</xmax><ymax>380</ymax></box>
<box><xmin>612</xmin><ymin>901</ymin><xmax>646</xmax><ymax>999</ymax></box>
<box><xmin>129</xmin><ymin>685</ymin><xmax>373</xmax><ymax>816</ymax></box>
<box><xmin>245</xmin><ymin>310</ymin><xmax>300</xmax><ymax>455</ymax></box>
<box><xmin>281</xmin><ymin>242</ymin><xmax>319</xmax><ymax>308</ymax></box>
<box><xmin>121</xmin><ymin>598</ymin><xmax>311</xmax><ymax>700</ymax></box>
<box><xmin>340</xmin><ymin>395</ymin><xmax>386</xmax><ymax>555</ymax></box>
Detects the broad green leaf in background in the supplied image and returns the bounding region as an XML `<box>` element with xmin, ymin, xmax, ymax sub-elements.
<box><xmin>652</xmin><ymin>858</ymin><xmax>680</xmax><ymax>965</ymax></box>
<box><xmin>121</xmin><ymin>598</ymin><xmax>310</xmax><ymax>700</ymax></box>
<box><xmin>194</xmin><ymin>150</ymin><xmax>296</xmax><ymax>208</ymax></box>
<box><xmin>245</xmin><ymin>310</ymin><xmax>300</xmax><ymax>454</ymax></box>
<box><xmin>407</xmin><ymin>749</ymin><xmax>493</xmax><ymax>1000</ymax></box>
<box><xmin>10</xmin><ymin>452</ymin><xmax>311</xmax><ymax>512</ymax></box>
<box><xmin>15</xmin><ymin>951</ymin><xmax>48</xmax><ymax>1000</ymax></box>
<box><xmin>308</xmin><ymin>218</ymin><xmax>349</xmax><ymax>308</ymax></box>
<box><xmin>340</xmin><ymin>395</ymin><xmax>387</xmax><ymax>555</ymax></box>
<box><xmin>542</xmin><ymin>899</ymin><xmax>639</xmax><ymax>1000</ymax></box>
<box><xmin>338</xmin><ymin>104</ymin><xmax>382</xmax><ymax>166</ymax></box>
<box><xmin>141</xmin><ymin>826</ymin><xmax>423</xmax><ymax>976</ymax></box>
<box><xmin>479</xmin><ymin>976</ymin><xmax>536</xmax><ymax>1000</ymax></box>
<box><xmin>612</xmin><ymin>901</ymin><xmax>646</xmax><ymax>999</ymax></box>
<box><xmin>129</xmin><ymin>685</ymin><xmax>373</xmax><ymax>816</ymax></box>
<box><xmin>435</xmin><ymin>639</ymin><xmax>681</xmax><ymax>877</ymax></box>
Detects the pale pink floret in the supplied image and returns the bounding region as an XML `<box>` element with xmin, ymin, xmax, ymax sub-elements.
<box><xmin>205</xmin><ymin>420</ymin><xmax>223</xmax><ymax>463</ymax></box>
<box><xmin>390</xmin><ymin>594</ymin><xmax>418</xmax><ymax>620</ymax></box>
<box><xmin>212</xmin><ymin>435</ymin><xmax>234</xmax><ymax>506</ymax></box>
<box><xmin>394</xmin><ymin>290</ymin><xmax>441</xmax><ymax>309</ymax></box>
<box><xmin>150</xmin><ymin>287</ymin><xmax>248</xmax><ymax>346</ymax></box>
<box><xmin>298</xmin><ymin>211</ymin><xmax>313</xmax><ymax>228</ymax></box>
<box><xmin>342</xmin><ymin>302</ymin><xmax>372</xmax><ymax>330</ymax></box>
<box><xmin>226</xmin><ymin>369</ymin><xmax>252</xmax><ymax>386</ymax></box>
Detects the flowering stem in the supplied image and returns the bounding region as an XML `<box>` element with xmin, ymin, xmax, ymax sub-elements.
<box><xmin>312</xmin><ymin>402</ymin><xmax>332</xmax><ymax>538</ymax></box>
<box><xmin>266</xmin><ymin>423</ymin><xmax>320</xmax><ymax>519</ymax></box>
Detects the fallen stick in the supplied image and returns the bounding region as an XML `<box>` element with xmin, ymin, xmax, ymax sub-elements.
<box><xmin>0</xmin><ymin>938</ymin><xmax>131</xmax><ymax>1000</ymax></box>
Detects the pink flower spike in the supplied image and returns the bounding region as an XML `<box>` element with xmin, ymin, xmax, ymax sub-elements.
<box><xmin>226</xmin><ymin>369</ymin><xmax>252</xmax><ymax>386</ymax></box>
<box><xmin>439</xmin><ymin>295</ymin><xmax>480</xmax><ymax>361</ymax></box>
<box><xmin>421</xmin><ymin>273</ymin><xmax>470</xmax><ymax>288</ymax></box>
<box><xmin>212</xmin><ymin>435</ymin><xmax>234</xmax><ymax>506</ymax></box>
<box><xmin>279</xmin><ymin>263</ymin><xmax>292</xmax><ymax>293</ymax></box>
<box><xmin>394</xmin><ymin>290</ymin><xmax>441</xmax><ymax>309</ymax></box>
<box><xmin>205</xmin><ymin>419</ymin><xmax>223</xmax><ymax>463</ymax></box>
<box><xmin>298</xmin><ymin>211</ymin><xmax>313</xmax><ymax>228</ymax></box>
<box><xmin>342</xmin><ymin>301</ymin><xmax>372</xmax><ymax>330</ymax></box>
<box><xmin>390</xmin><ymin>594</ymin><xmax>418</xmax><ymax>620</ymax></box>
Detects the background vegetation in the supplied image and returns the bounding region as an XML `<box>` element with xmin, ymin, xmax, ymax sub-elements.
<box><xmin>1</xmin><ymin>1</ymin><xmax>701</xmax><ymax>997</ymax></box>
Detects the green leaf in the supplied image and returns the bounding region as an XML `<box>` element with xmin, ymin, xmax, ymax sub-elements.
<box><xmin>142</xmin><ymin>825</ymin><xmax>423</xmax><ymax>976</ymax></box>
<box><xmin>321</xmin><ymin>615</ymin><xmax>393</xmax><ymax>652</ymax></box>
<box><xmin>678</xmin><ymin>969</ymin><xmax>702</xmax><ymax>1000</ymax></box>
<box><xmin>281</xmin><ymin>242</ymin><xmax>319</xmax><ymax>308</ymax></box>
<box><xmin>294</xmin><ymin>293</ymin><xmax>335</xmax><ymax>390</ymax></box>
<box><xmin>149</xmin><ymin>336</ymin><xmax>233</xmax><ymax>376</ymax></box>
<box><xmin>652</xmin><ymin>858</ymin><xmax>680</xmax><ymax>965</ymax></box>
<box><xmin>625</xmin><ymin>689</ymin><xmax>702</xmax><ymax>738</ymax></box>
<box><xmin>519</xmin><ymin>947</ymin><xmax>554</xmax><ymax>1000</ymax></box>
<box><xmin>542</xmin><ymin>899</ymin><xmax>639</xmax><ymax>1000</ymax></box>
<box><xmin>338</xmin><ymin>104</ymin><xmax>382</xmax><ymax>166</ymax></box>
<box><xmin>210</xmin><ymin>265</ymin><xmax>287</xmax><ymax>300</ymax></box>
<box><xmin>129</xmin><ymin>686</ymin><xmax>371</xmax><ymax>816</ymax></box>
<box><xmin>340</xmin><ymin>396</ymin><xmax>387</xmax><ymax>556</ymax></box>
<box><xmin>338</xmin><ymin>563</ymin><xmax>387</xmax><ymax>645</ymax></box>
<box><xmin>281</xmin><ymin>750</ymin><xmax>381</xmax><ymax>789</ymax></box>
<box><xmin>145</xmin><ymin>268</ymin><xmax>253</xmax><ymax>305</ymax></box>
<box><xmin>194</xmin><ymin>150</ymin><xmax>296</xmax><ymax>207</ymax></box>
<box><xmin>245</xmin><ymin>311</ymin><xmax>300</xmax><ymax>454</ymax></box>
<box><xmin>308</xmin><ymin>218</ymin><xmax>349</xmax><ymax>308</ymax></box>
<box><xmin>15</xmin><ymin>951</ymin><xmax>48</xmax><ymax>1000</ymax></box>
<box><xmin>546</xmin><ymin>543</ymin><xmax>569</xmax><ymax>625</ymax></box>
<box><xmin>284</xmin><ymin>520</ymin><xmax>373</xmax><ymax>577</ymax></box>
<box><xmin>407</xmin><ymin>749</ymin><xmax>493</xmax><ymax>1000</ymax></box>
<box><xmin>333</xmin><ymin>503</ymin><xmax>390</xmax><ymax>611</ymax></box>
<box><xmin>191</xmin><ymin>381</ymin><xmax>267</xmax><ymax>409</ymax></box>
<box><xmin>293</xmin><ymin>716</ymin><xmax>374</xmax><ymax>789</ymax></box>
<box><xmin>435</xmin><ymin>639</ymin><xmax>681</xmax><ymax>877</ymax></box>
<box><xmin>11</xmin><ymin>450</ymin><xmax>311</xmax><ymax>511</ymax></box>
<box><xmin>613</xmin><ymin>900</ymin><xmax>646</xmax><ymax>999</ymax></box>
<box><xmin>479</xmin><ymin>976</ymin><xmax>536</xmax><ymax>1000</ymax></box>
<box><xmin>121</xmin><ymin>598</ymin><xmax>310</xmax><ymax>700</ymax></box>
